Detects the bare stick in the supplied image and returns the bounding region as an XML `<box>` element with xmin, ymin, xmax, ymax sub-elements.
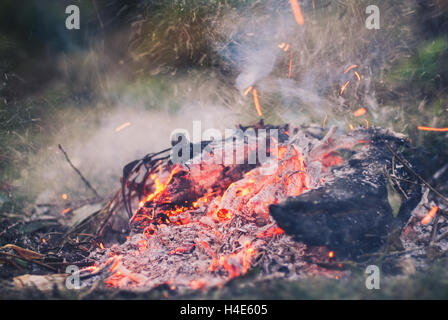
<box><xmin>58</xmin><ymin>144</ymin><xmax>100</xmax><ymax>198</ymax></box>
<box><xmin>430</xmin><ymin>214</ymin><xmax>440</xmax><ymax>246</ymax></box>
<box><xmin>383</xmin><ymin>141</ymin><xmax>448</xmax><ymax>205</ymax></box>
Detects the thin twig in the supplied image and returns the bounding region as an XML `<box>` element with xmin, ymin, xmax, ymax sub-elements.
<box><xmin>58</xmin><ymin>144</ymin><xmax>100</xmax><ymax>198</ymax></box>
<box><xmin>92</xmin><ymin>0</ymin><xmax>104</xmax><ymax>29</ymax></box>
<box><xmin>0</xmin><ymin>251</ymin><xmax>57</xmax><ymax>272</ymax></box>
<box><xmin>383</xmin><ymin>141</ymin><xmax>448</xmax><ymax>205</ymax></box>
<box><xmin>430</xmin><ymin>214</ymin><xmax>440</xmax><ymax>246</ymax></box>
<box><xmin>438</xmin><ymin>231</ymin><xmax>448</xmax><ymax>242</ymax></box>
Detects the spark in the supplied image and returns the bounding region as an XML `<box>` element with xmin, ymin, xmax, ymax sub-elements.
<box><xmin>244</xmin><ymin>86</ymin><xmax>253</xmax><ymax>96</ymax></box>
<box><xmin>418</xmin><ymin>126</ymin><xmax>448</xmax><ymax>132</ymax></box>
<box><xmin>344</xmin><ymin>64</ymin><xmax>358</xmax><ymax>74</ymax></box>
<box><xmin>364</xmin><ymin>119</ymin><xmax>369</xmax><ymax>128</ymax></box>
<box><xmin>252</xmin><ymin>88</ymin><xmax>263</xmax><ymax>117</ymax></box>
<box><xmin>289</xmin><ymin>0</ymin><xmax>305</xmax><ymax>25</ymax></box>
<box><xmin>61</xmin><ymin>193</ymin><xmax>68</xmax><ymax>200</ymax></box>
<box><xmin>422</xmin><ymin>206</ymin><xmax>439</xmax><ymax>225</ymax></box>
<box><xmin>278</xmin><ymin>42</ymin><xmax>286</xmax><ymax>49</ymax></box>
<box><xmin>322</xmin><ymin>114</ymin><xmax>328</xmax><ymax>129</ymax></box>
<box><xmin>115</xmin><ymin>122</ymin><xmax>131</xmax><ymax>132</ymax></box>
<box><xmin>283</xmin><ymin>44</ymin><xmax>290</xmax><ymax>52</ymax></box>
<box><xmin>61</xmin><ymin>208</ymin><xmax>71</xmax><ymax>215</ymax></box>
<box><xmin>354</xmin><ymin>107</ymin><xmax>367</xmax><ymax>117</ymax></box>
<box><xmin>328</xmin><ymin>251</ymin><xmax>335</xmax><ymax>258</ymax></box>
<box><xmin>340</xmin><ymin>81</ymin><xmax>350</xmax><ymax>95</ymax></box>
<box><xmin>354</xmin><ymin>71</ymin><xmax>361</xmax><ymax>81</ymax></box>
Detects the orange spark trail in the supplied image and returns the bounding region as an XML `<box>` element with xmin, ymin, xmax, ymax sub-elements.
<box><xmin>422</xmin><ymin>206</ymin><xmax>439</xmax><ymax>225</ymax></box>
<box><xmin>364</xmin><ymin>119</ymin><xmax>369</xmax><ymax>128</ymax></box>
<box><xmin>244</xmin><ymin>86</ymin><xmax>253</xmax><ymax>96</ymax></box>
<box><xmin>313</xmin><ymin>0</ymin><xmax>315</xmax><ymax>9</ymax></box>
<box><xmin>252</xmin><ymin>89</ymin><xmax>263</xmax><ymax>117</ymax></box>
<box><xmin>289</xmin><ymin>0</ymin><xmax>305</xmax><ymax>25</ymax></box>
<box><xmin>340</xmin><ymin>81</ymin><xmax>350</xmax><ymax>95</ymax></box>
<box><xmin>418</xmin><ymin>126</ymin><xmax>448</xmax><ymax>132</ymax></box>
<box><xmin>115</xmin><ymin>122</ymin><xmax>131</xmax><ymax>132</ymax></box>
<box><xmin>354</xmin><ymin>71</ymin><xmax>361</xmax><ymax>81</ymax></box>
<box><xmin>344</xmin><ymin>64</ymin><xmax>358</xmax><ymax>74</ymax></box>
<box><xmin>322</xmin><ymin>114</ymin><xmax>328</xmax><ymax>129</ymax></box>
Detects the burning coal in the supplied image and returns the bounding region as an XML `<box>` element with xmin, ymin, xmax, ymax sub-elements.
<box><xmin>79</xmin><ymin>123</ymin><xmax>421</xmax><ymax>291</ymax></box>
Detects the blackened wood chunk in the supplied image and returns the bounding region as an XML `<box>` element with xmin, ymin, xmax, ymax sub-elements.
<box><xmin>270</xmin><ymin>131</ymin><xmax>422</xmax><ymax>259</ymax></box>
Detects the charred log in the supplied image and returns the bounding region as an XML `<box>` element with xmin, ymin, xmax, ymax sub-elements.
<box><xmin>270</xmin><ymin>130</ymin><xmax>422</xmax><ymax>259</ymax></box>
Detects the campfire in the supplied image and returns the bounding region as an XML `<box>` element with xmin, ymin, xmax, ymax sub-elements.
<box><xmin>75</xmin><ymin>122</ymin><xmax>423</xmax><ymax>291</ymax></box>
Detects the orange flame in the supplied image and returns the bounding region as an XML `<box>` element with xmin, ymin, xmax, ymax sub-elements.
<box><xmin>216</xmin><ymin>208</ymin><xmax>232</xmax><ymax>222</ymax></box>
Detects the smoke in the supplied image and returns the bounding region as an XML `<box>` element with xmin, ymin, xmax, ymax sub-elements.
<box><xmin>23</xmin><ymin>0</ymin><xmax>426</xmax><ymax>204</ymax></box>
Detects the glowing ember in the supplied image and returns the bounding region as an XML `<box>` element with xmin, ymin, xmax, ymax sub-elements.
<box><xmin>85</xmin><ymin>125</ymin><xmax>382</xmax><ymax>291</ymax></box>
<box><xmin>354</xmin><ymin>107</ymin><xmax>367</xmax><ymax>117</ymax></box>
<box><xmin>422</xmin><ymin>206</ymin><xmax>439</xmax><ymax>225</ymax></box>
